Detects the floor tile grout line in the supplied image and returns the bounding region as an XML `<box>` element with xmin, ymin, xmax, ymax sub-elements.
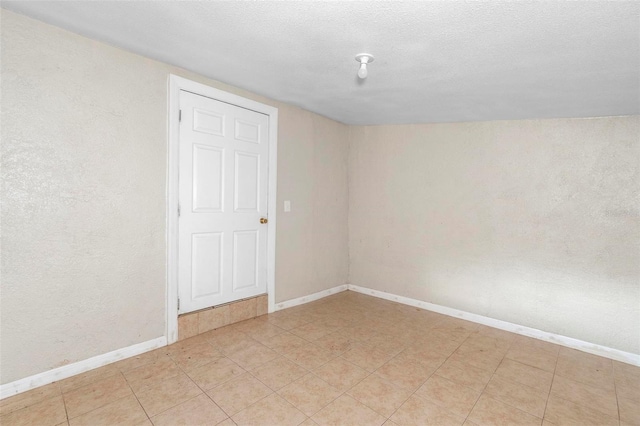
<box><xmin>62</xmin><ymin>371</ymin><xmax>136</xmax><ymax>422</ymax></box>
<box><xmin>154</xmin><ymin>343</ymin><xmax>233</xmax><ymax>422</ymax></box>
<box><xmin>473</xmin><ymin>357</ymin><xmax>553</xmax><ymax>423</ymax></box>
<box><xmin>449</xmin><ymin>331</ymin><xmax>504</xmax><ymax>424</ymax></box>
<box><xmin>225</xmin><ymin>384</ymin><xmax>295</xmax><ymax>422</ymax></box>
<box><xmin>612</xmin><ymin>363</ymin><xmax>621</xmax><ymax>422</ymax></box>
<box><xmin>246</xmin><ymin>357</ymin><xmax>310</xmax><ymax>392</ymax></box>
<box><xmin>188</xmin><ymin>333</ymin><xmax>314</xmax><ymax>421</ymax></box>
<box><xmin>58</xmin><ymin>368</ymin><xmax>122</xmax><ymax>396</ymax></box>
<box><xmin>469</xmin><ymin>337</ymin><xmax>600</xmax><ymax>424</ymax></box>
<box><xmin>376</xmin><ymin>317</ymin><xmax>439</xmax><ymax>411</ymax></box>
<box><xmin>295</xmin><ymin>342</ymin><xmax>377</xmax><ymax>420</ymax></box>
<box><xmin>120</xmin><ymin>372</ymin><xmax>153</xmax><ymax>423</ymax></box>
<box><xmin>274</xmin><ymin>376</ymin><xmax>336</xmax><ymax>419</ymax></box>
<box><xmin>541</xmin><ymin>344</ymin><xmax>561</xmax><ymax>424</ymax></box>
<box><xmin>202</xmin><ymin>387</ymin><xmax>235</xmax><ymax>421</ymax></box>
<box><xmin>304</xmin><ymin>383</ymin><xmax>345</xmax><ymax>422</ymax></box>
<box><xmin>370</xmin><ymin>371</ymin><xmax>420</xmax><ymax>422</ymax></box>
<box><xmin>196</xmin><ymin>367</ymin><xmax>250</xmax><ymax>420</ymax></box>
<box><xmin>548</xmin><ymin>354</ymin><xmax>621</xmax><ymax>422</ymax></box>
<box><xmin>2</xmin><ymin>382</ymin><xmax>67</xmax><ymax>419</ymax></box>
<box><xmin>59</xmin><ymin>386</ymin><xmax>71</xmax><ymax>424</ymax></box>
<box><xmin>358</xmin><ymin>325</ymin><xmax>470</xmax><ymax>422</ymax></box>
<box><xmin>278</xmin><ymin>346</ymin><xmax>339</xmax><ymax>372</ymax></box>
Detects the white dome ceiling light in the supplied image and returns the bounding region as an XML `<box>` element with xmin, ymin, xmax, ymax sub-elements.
<box><xmin>355</xmin><ymin>53</ymin><xmax>374</xmax><ymax>79</ymax></box>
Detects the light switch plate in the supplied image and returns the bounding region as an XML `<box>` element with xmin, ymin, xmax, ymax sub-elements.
<box><xmin>284</xmin><ymin>200</ymin><xmax>291</xmax><ymax>212</ymax></box>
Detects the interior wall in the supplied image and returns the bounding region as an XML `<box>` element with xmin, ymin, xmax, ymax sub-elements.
<box><xmin>0</xmin><ymin>10</ymin><xmax>349</xmax><ymax>385</ymax></box>
<box><xmin>275</xmin><ymin>107</ymin><xmax>350</xmax><ymax>301</ymax></box>
<box><xmin>349</xmin><ymin>116</ymin><xmax>640</xmax><ymax>354</ymax></box>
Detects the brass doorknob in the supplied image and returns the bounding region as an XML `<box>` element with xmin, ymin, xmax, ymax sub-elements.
<box><xmin>260</xmin><ymin>218</ymin><xmax>268</xmax><ymax>224</ymax></box>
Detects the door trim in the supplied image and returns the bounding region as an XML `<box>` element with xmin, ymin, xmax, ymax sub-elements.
<box><xmin>167</xmin><ymin>75</ymin><xmax>278</xmax><ymax>344</ymax></box>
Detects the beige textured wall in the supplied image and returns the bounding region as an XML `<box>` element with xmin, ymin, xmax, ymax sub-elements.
<box><xmin>275</xmin><ymin>107</ymin><xmax>349</xmax><ymax>301</ymax></box>
<box><xmin>349</xmin><ymin>117</ymin><xmax>640</xmax><ymax>354</ymax></box>
<box><xmin>0</xmin><ymin>10</ymin><xmax>349</xmax><ymax>384</ymax></box>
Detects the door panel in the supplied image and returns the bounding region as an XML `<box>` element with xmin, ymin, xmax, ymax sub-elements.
<box><xmin>193</xmin><ymin>108</ymin><xmax>225</xmax><ymax>136</ymax></box>
<box><xmin>234</xmin><ymin>152</ymin><xmax>260</xmax><ymax>212</ymax></box>
<box><xmin>192</xmin><ymin>145</ymin><xmax>224</xmax><ymax>212</ymax></box>
<box><xmin>233</xmin><ymin>230</ymin><xmax>259</xmax><ymax>291</ymax></box>
<box><xmin>234</xmin><ymin>119</ymin><xmax>261</xmax><ymax>143</ymax></box>
<box><xmin>179</xmin><ymin>90</ymin><xmax>269</xmax><ymax>314</ymax></box>
<box><xmin>191</xmin><ymin>232</ymin><xmax>223</xmax><ymax>299</ymax></box>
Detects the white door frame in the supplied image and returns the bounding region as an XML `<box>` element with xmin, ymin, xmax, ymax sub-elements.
<box><xmin>167</xmin><ymin>74</ymin><xmax>278</xmax><ymax>344</ymax></box>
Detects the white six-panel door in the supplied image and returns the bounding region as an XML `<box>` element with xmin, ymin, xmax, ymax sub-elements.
<box><xmin>178</xmin><ymin>90</ymin><xmax>269</xmax><ymax>314</ymax></box>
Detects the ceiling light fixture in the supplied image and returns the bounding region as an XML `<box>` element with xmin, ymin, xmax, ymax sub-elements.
<box><xmin>355</xmin><ymin>53</ymin><xmax>374</xmax><ymax>79</ymax></box>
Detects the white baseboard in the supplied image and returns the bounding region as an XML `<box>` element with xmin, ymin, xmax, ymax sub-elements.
<box><xmin>347</xmin><ymin>284</ymin><xmax>640</xmax><ymax>367</ymax></box>
<box><xmin>0</xmin><ymin>336</ymin><xmax>167</xmax><ymax>400</ymax></box>
<box><xmin>2</xmin><ymin>283</ymin><xmax>348</xmax><ymax>400</ymax></box>
<box><xmin>274</xmin><ymin>284</ymin><xmax>348</xmax><ymax>311</ymax></box>
<box><xmin>5</xmin><ymin>282</ymin><xmax>636</xmax><ymax>400</ymax></box>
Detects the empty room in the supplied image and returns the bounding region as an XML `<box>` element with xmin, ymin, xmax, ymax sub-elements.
<box><xmin>1</xmin><ymin>2</ymin><xmax>638</xmax><ymax>425</ymax></box>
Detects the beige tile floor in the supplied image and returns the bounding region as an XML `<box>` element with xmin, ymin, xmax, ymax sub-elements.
<box><xmin>1</xmin><ymin>291</ymin><xmax>639</xmax><ymax>425</ymax></box>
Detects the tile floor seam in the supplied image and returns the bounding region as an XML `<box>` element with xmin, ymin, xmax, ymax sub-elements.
<box><xmin>541</xmin><ymin>345</ymin><xmax>561</xmax><ymax>424</ymax></box>
<box><xmin>202</xmin><ymin>388</ymin><xmax>235</xmax><ymax>421</ymax></box>
<box><xmin>459</xmin><ymin>344</ymin><xmax>504</xmax><ymax>425</ymax></box>
<box><xmin>282</xmin><ymin>349</ymin><xmax>337</xmax><ymax>371</ymax></box>
<box><xmin>239</xmin><ymin>379</ymin><xmax>276</xmax><ymax>410</ymax></box>
<box><xmin>202</xmin><ymin>385</ymin><xmax>239</xmax><ymax>419</ymax></box>
<box><xmin>229</xmin><ymin>391</ymin><xmax>305</xmax><ymax>424</ymax></box>
<box><xmin>338</xmin><ymin>369</ymin><xmax>375</xmax><ymax>400</ymax></box>
<box><xmin>486</xmin><ymin>357</ymin><xmax>558</xmax><ymax>423</ymax></box>
<box><xmin>302</xmin><ymin>372</ymin><xmax>349</xmax><ymax>417</ymax></box>
<box><xmin>64</xmin><ymin>371</ymin><xmax>130</xmax><ymax>421</ymax></box>
<box><xmin>155</xmin><ymin>392</ymin><xmax>225</xmax><ymax>422</ymax></box>
<box><xmin>245</xmin><ymin>367</ymin><xmax>272</xmax><ymax>391</ymax></box>
<box><xmin>296</xmin><ymin>372</ymin><xmax>347</xmax><ymax>413</ymax></box>
<box><xmin>546</xmin><ymin>392</ymin><xmax>620</xmax><ymax>426</ymax></box>
<box><xmin>146</xmin><ymin>351</ymin><xmax>228</xmax><ymax>423</ymax></box>
<box><xmin>59</xmin><ymin>387</ymin><xmax>71</xmax><ymax>425</ymax></box>
<box><xmin>447</xmin><ymin>335</ymin><xmax>482</xmax><ymax>425</ymax></box>
<box><xmin>380</xmin><ymin>342</ymin><xmax>454</xmax><ymax>422</ymax></box>
<box><xmin>375</xmin><ymin>377</ymin><xmax>418</xmax><ymax>422</ymax></box>
<box><xmin>121</xmin><ymin>370</ymin><xmax>153</xmax><ymax>423</ymax></box>
<box><xmin>549</xmin><ymin>361</ymin><xmax>621</xmax><ymax>423</ymax></box>
<box><xmin>254</xmin><ymin>362</ymin><xmax>310</xmax><ymax>392</ymax></box>
<box><xmin>613</xmin><ymin>368</ymin><xmax>622</xmax><ymax>423</ymax></box>
<box><xmin>413</xmin><ymin>370</ymin><xmax>483</xmax><ymax>419</ymax></box>
<box><xmin>146</xmin><ymin>382</ymin><xmax>206</xmax><ymax>423</ymax></box>
<box><xmin>482</xmin><ymin>382</ymin><xmax>547</xmax><ymax>423</ymax></box>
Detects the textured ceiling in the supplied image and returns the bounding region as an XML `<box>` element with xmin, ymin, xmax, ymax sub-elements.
<box><xmin>3</xmin><ymin>1</ymin><xmax>639</xmax><ymax>125</ymax></box>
